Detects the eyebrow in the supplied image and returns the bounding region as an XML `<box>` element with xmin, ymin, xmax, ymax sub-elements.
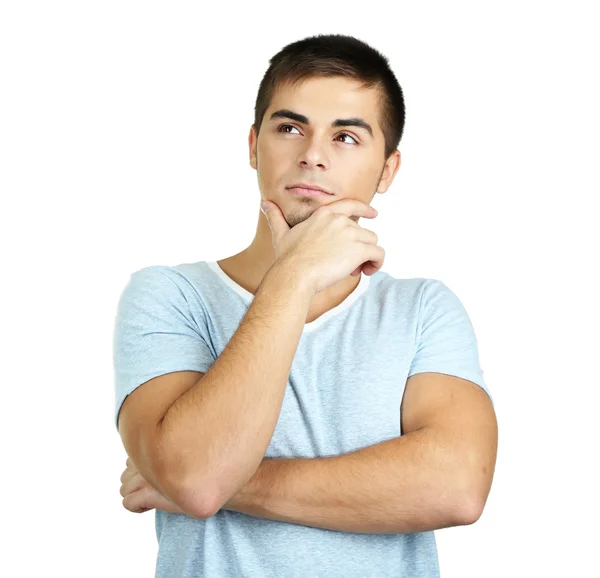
<box><xmin>269</xmin><ymin>108</ymin><xmax>373</xmax><ymax>138</ymax></box>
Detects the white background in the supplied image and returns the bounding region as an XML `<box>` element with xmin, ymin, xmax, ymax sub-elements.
<box><xmin>2</xmin><ymin>1</ymin><xmax>598</xmax><ymax>576</ymax></box>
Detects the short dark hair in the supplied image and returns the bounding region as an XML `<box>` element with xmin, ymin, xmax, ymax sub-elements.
<box><xmin>253</xmin><ymin>34</ymin><xmax>406</xmax><ymax>160</ymax></box>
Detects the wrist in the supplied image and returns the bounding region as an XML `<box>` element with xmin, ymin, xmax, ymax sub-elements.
<box><xmin>268</xmin><ymin>257</ymin><xmax>316</xmax><ymax>299</ymax></box>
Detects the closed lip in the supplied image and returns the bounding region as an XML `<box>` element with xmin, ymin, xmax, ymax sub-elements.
<box><xmin>286</xmin><ymin>183</ymin><xmax>333</xmax><ymax>195</ymax></box>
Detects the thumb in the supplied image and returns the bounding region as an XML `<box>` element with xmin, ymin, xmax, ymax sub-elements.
<box><xmin>261</xmin><ymin>200</ymin><xmax>289</xmax><ymax>243</ymax></box>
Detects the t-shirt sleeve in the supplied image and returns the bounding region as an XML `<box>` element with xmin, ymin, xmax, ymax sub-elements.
<box><xmin>112</xmin><ymin>265</ymin><xmax>216</xmax><ymax>432</ymax></box>
<box><xmin>408</xmin><ymin>279</ymin><xmax>494</xmax><ymax>407</ymax></box>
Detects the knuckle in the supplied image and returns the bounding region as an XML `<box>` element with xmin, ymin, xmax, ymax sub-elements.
<box><xmin>360</xmin><ymin>228</ymin><xmax>377</xmax><ymax>244</ymax></box>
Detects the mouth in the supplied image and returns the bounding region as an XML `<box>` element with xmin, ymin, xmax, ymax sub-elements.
<box><xmin>286</xmin><ymin>184</ymin><xmax>333</xmax><ymax>197</ymax></box>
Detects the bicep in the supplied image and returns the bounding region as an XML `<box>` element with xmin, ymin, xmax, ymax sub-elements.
<box><xmin>400</xmin><ymin>372</ymin><xmax>498</xmax><ymax>499</ymax></box>
<box><xmin>118</xmin><ymin>370</ymin><xmax>205</xmax><ymax>496</ymax></box>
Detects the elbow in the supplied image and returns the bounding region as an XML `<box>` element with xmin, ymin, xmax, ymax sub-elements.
<box><xmin>174</xmin><ymin>473</ymin><xmax>222</xmax><ymax>519</ymax></box>
<box><xmin>453</xmin><ymin>492</ymin><xmax>485</xmax><ymax>526</ymax></box>
<box><xmin>182</xmin><ymin>460</ymin><xmax>258</xmax><ymax>519</ymax></box>
<box><xmin>158</xmin><ymin>469</ymin><xmax>218</xmax><ymax>519</ymax></box>
<box><xmin>190</xmin><ymin>493</ymin><xmax>221</xmax><ymax>520</ymax></box>
<box><xmin>451</xmin><ymin>465</ymin><xmax>490</xmax><ymax>526</ymax></box>
<box><xmin>153</xmin><ymin>434</ymin><xmax>219</xmax><ymax>519</ymax></box>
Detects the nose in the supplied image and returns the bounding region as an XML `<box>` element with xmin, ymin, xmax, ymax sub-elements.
<box><xmin>298</xmin><ymin>140</ymin><xmax>328</xmax><ymax>170</ymax></box>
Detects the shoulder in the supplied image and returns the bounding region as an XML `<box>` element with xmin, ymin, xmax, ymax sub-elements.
<box><xmin>370</xmin><ymin>270</ymin><xmax>444</xmax><ymax>304</ymax></box>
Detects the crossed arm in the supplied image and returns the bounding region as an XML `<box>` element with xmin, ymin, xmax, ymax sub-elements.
<box><xmin>121</xmin><ymin>372</ymin><xmax>497</xmax><ymax>535</ymax></box>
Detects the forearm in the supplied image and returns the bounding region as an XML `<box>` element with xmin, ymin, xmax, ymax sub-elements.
<box><xmin>221</xmin><ymin>427</ymin><xmax>475</xmax><ymax>534</ymax></box>
<box><xmin>158</xmin><ymin>259</ymin><xmax>314</xmax><ymax>517</ymax></box>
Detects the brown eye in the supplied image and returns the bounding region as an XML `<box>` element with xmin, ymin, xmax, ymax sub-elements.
<box><xmin>278</xmin><ymin>124</ymin><xmax>300</xmax><ymax>134</ymax></box>
<box><xmin>336</xmin><ymin>133</ymin><xmax>358</xmax><ymax>144</ymax></box>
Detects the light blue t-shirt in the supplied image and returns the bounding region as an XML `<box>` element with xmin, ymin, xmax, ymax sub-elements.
<box><xmin>113</xmin><ymin>260</ymin><xmax>493</xmax><ymax>578</ymax></box>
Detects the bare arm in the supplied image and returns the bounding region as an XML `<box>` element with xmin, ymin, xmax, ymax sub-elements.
<box><xmin>220</xmin><ymin>431</ymin><xmax>474</xmax><ymax>534</ymax></box>
<box><xmin>157</xmin><ymin>259</ymin><xmax>314</xmax><ymax>518</ymax></box>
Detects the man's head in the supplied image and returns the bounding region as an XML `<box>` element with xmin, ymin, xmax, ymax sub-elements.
<box><xmin>249</xmin><ymin>34</ymin><xmax>404</xmax><ymax>228</ymax></box>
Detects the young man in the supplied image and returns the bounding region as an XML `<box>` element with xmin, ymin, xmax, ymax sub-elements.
<box><xmin>115</xmin><ymin>34</ymin><xmax>497</xmax><ymax>578</ymax></box>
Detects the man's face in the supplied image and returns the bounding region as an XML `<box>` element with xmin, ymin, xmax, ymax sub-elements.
<box><xmin>249</xmin><ymin>76</ymin><xmax>400</xmax><ymax>228</ymax></box>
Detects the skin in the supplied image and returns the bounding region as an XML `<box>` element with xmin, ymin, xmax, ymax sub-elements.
<box><xmin>218</xmin><ymin>75</ymin><xmax>402</xmax><ymax>322</ymax></box>
<box><xmin>120</xmin><ymin>77</ymin><xmax>497</xmax><ymax>525</ymax></box>
<box><xmin>121</xmin><ymin>76</ymin><xmax>404</xmax><ymax>514</ymax></box>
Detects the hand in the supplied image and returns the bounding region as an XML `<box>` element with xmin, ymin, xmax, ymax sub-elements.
<box><xmin>261</xmin><ymin>198</ymin><xmax>384</xmax><ymax>296</ymax></box>
<box><xmin>119</xmin><ymin>457</ymin><xmax>185</xmax><ymax>515</ymax></box>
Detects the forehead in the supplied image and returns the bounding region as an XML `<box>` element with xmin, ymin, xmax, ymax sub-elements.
<box><xmin>268</xmin><ymin>76</ymin><xmax>381</xmax><ymax>128</ymax></box>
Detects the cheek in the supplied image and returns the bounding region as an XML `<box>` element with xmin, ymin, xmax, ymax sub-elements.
<box><xmin>349</xmin><ymin>165</ymin><xmax>373</xmax><ymax>186</ymax></box>
<box><xmin>342</xmin><ymin>164</ymin><xmax>381</xmax><ymax>197</ymax></box>
<box><xmin>261</xmin><ymin>145</ymin><xmax>292</xmax><ymax>175</ymax></box>
<box><xmin>263</xmin><ymin>140</ymin><xmax>289</xmax><ymax>163</ymax></box>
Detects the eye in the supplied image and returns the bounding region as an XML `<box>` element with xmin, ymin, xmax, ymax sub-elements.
<box><xmin>335</xmin><ymin>133</ymin><xmax>359</xmax><ymax>145</ymax></box>
<box><xmin>278</xmin><ymin>124</ymin><xmax>358</xmax><ymax>145</ymax></box>
<box><xmin>278</xmin><ymin>124</ymin><xmax>301</xmax><ymax>135</ymax></box>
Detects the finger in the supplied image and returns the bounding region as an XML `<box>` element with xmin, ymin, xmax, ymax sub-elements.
<box><xmin>321</xmin><ymin>198</ymin><xmax>378</xmax><ymax>220</ymax></box>
<box><xmin>120</xmin><ymin>467</ymin><xmax>136</xmax><ymax>484</ymax></box>
<box><xmin>261</xmin><ymin>200</ymin><xmax>290</xmax><ymax>245</ymax></box>
<box><xmin>361</xmin><ymin>262</ymin><xmax>377</xmax><ymax>276</ymax></box>
<box><xmin>362</xmin><ymin>246</ymin><xmax>385</xmax><ymax>275</ymax></box>
<box><xmin>123</xmin><ymin>490</ymin><xmax>152</xmax><ymax>514</ymax></box>
<box><xmin>120</xmin><ymin>472</ymin><xmax>145</xmax><ymax>497</ymax></box>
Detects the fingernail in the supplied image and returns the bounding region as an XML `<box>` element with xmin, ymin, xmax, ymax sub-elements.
<box><xmin>261</xmin><ymin>201</ymin><xmax>270</xmax><ymax>214</ymax></box>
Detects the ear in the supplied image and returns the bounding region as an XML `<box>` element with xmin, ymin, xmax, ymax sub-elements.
<box><xmin>249</xmin><ymin>125</ymin><xmax>258</xmax><ymax>170</ymax></box>
<box><xmin>376</xmin><ymin>150</ymin><xmax>401</xmax><ymax>194</ymax></box>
